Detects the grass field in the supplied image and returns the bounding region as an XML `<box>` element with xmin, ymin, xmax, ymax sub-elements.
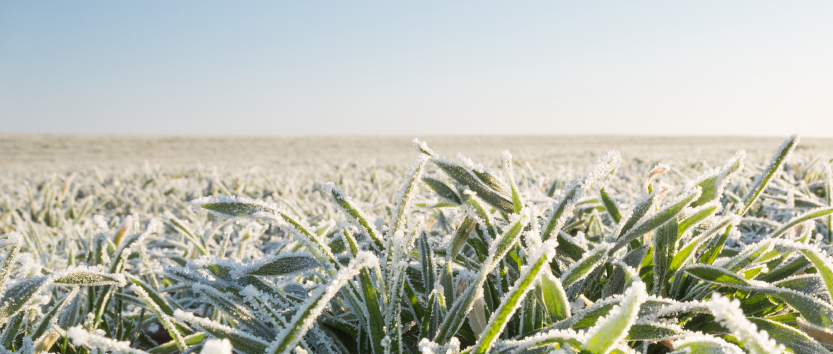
<box><xmin>1</xmin><ymin>135</ymin><xmax>833</xmax><ymax>354</ymax></box>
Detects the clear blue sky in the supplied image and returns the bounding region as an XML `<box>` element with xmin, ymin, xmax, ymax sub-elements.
<box><xmin>1</xmin><ymin>1</ymin><xmax>831</xmax><ymax>136</ymax></box>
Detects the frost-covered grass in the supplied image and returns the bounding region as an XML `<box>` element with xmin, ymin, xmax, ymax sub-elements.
<box><xmin>1</xmin><ymin>136</ymin><xmax>833</xmax><ymax>354</ymax></box>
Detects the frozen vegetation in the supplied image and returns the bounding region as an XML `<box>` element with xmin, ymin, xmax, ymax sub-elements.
<box><xmin>1</xmin><ymin>135</ymin><xmax>833</xmax><ymax>353</ymax></box>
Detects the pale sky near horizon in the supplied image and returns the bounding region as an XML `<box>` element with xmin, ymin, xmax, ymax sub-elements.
<box><xmin>1</xmin><ymin>1</ymin><xmax>831</xmax><ymax>137</ymax></box>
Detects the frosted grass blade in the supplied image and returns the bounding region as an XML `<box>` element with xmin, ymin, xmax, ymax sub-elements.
<box><xmin>470</xmin><ymin>240</ymin><xmax>557</xmax><ymax>354</ymax></box>
<box><xmin>501</xmin><ymin>150</ymin><xmax>523</xmax><ymax>213</ymax></box>
<box><xmin>737</xmin><ymin>134</ymin><xmax>799</xmax><ymax>216</ymax></box>
<box><xmin>432</xmin><ymin>158</ymin><xmax>514</xmax><ymax>214</ymax></box>
<box><xmin>132</xmin><ymin>284</ymin><xmax>187</xmax><ymax>351</ymax></box>
<box><xmin>69</xmin><ymin>326</ymin><xmax>151</xmax><ymax>354</ymax></box>
<box><xmin>688</xmin><ymin>150</ymin><xmax>745</xmax><ymax>208</ymax></box>
<box><xmin>747</xmin><ymin>317</ymin><xmax>828</xmax><ymax>354</ymax></box>
<box><xmin>599</xmin><ymin>187</ymin><xmax>622</xmax><ymax>223</ymax></box>
<box><xmin>611</xmin><ymin>186</ymin><xmax>701</xmax><ymax>253</ymax></box>
<box><xmin>267</xmin><ymin>252</ymin><xmax>378</xmax><ymax>354</ymax></box>
<box><xmin>193</xmin><ymin>195</ymin><xmax>342</xmax><ymax>276</ymax></box>
<box><xmin>433</xmin><ymin>209</ymin><xmax>529</xmax><ymax>344</ymax></box>
<box><xmin>582</xmin><ymin>281</ymin><xmax>648</xmax><ymax>354</ymax></box>
<box><xmin>560</xmin><ymin>242</ymin><xmax>611</xmax><ymax>288</ymax></box>
<box><xmin>652</xmin><ymin>218</ymin><xmax>678</xmax><ymax>294</ymax></box>
<box><xmin>0</xmin><ymin>233</ymin><xmax>22</xmax><ymax>295</ymax></box>
<box><xmin>322</xmin><ymin>183</ymin><xmax>386</xmax><ymax>251</ymax></box>
<box><xmin>769</xmin><ymin>206</ymin><xmax>833</xmax><ymax>238</ymax></box>
<box><xmin>706</xmin><ymin>295</ymin><xmax>785</xmax><ymax>354</ymax></box>
<box><xmin>423</xmin><ymin>177</ymin><xmax>462</xmax><ymax>205</ymax></box>
<box><xmin>671</xmin><ymin>334</ymin><xmax>743</xmax><ymax>354</ymax></box>
<box><xmin>175</xmin><ymin>310</ymin><xmax>270</xmax><ymax>354</ymax></box>
<box><xmin>540</xmin><ymin>268</ymin><xmax>570</xmax><ymax>322</ymax></box>
<box><xmin>230</xmin><ymin>253</ymin><xmax>319</xmax><ymax>278</ymax></box>
<box><xmin>542</xmin><ymin>151</ymin><xmax>620</xmax><ymax>241</ymax></box>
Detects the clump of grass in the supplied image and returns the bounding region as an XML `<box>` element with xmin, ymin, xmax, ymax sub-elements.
<box><xmin>1</xmin><ymin>135</ymin><xmax>833</xmax><ymax>354</ymax></box>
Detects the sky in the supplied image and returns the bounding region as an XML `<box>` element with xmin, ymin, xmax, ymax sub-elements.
<box><xmin>1</xmin><ymin>1</ymin><xmax>831</xmax><ymax>137</ymax></box>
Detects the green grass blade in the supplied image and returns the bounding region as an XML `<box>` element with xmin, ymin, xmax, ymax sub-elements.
<box><xmin>267</xmin><ymin>252</ymin><xmax>378</xmax><ymax>354</ymax></box>
<box><xmin>582</xmin><ymin>281</ymin><xmax>648</xmax><ymax>354</ymax></box>
<box><xmin>433</xmin><ymin>209</ymin><xmax>529</xmax><ymax>344</ymax></box>
<box><xmin>706</xmin><ymin>295</ymin><xmax>785</xmax><ymax>354</ymax></box>
<box><xmin>501</xmin><ymin>150</ymin><xmax>524</xmax><ymax>214</ymax></box>
<box><xmin>432</xmin><ymin>158</ymin><xmax>514</xmax><ymax>214</ymax></box>
<box><xmin>769</xmin><ymin>206</ymin><xmax>833</xmax><ymax>238</ymax></box>
<box><xmin>611</xmin><ymin>186</ymin><xmax>701</xmax><ymax>253</ymax></box>
<box><xmin>540</xmin><ymin>268</ymin><xmax>570</xmax><ymax>322</ymax></box>
<box><xmin>748</xmin><ymin>317</ymin><xmax>828</xmax><ymax>354</ymax></box>
<box><xmin>560</xmin><ymin>242</ymin><xmax>611</xmax><ymax>288</ymax></box>
<box><xmin>471</xmin><ymin>240</ymin><xmax>557</xmax><ymax>354</ymax></box>
<box><xmin>599</xmin><ymin>187</ymin><xmax>622</xmax><ymax>223</ymax></box>
<box><xmin>175</xmin><ymin>310</ymin><xmax>269</xmax><ymax>354</ymax></box>
<box><xmin>423</xmin><ymin>177</ymin><xmax>462</xmax><ymax>205</ymax></box>
<box><xmin>542</xmin><ymin>151</ymin><xmax>620</xmax><ymax>241</ymax></box>
<box><xmin>230</xmin><ymin>253</ymin><xmax>319</xmax><ymax>278</ymax></box>
<box><xmin>737</xmin><ymin>134</ymin><xmax>799</xmax><ymax>216</ymax></box>
<box><xmin>652</xmin><ymin>218</ymin><xmax>678</xmax><ymax>295</ymax></box>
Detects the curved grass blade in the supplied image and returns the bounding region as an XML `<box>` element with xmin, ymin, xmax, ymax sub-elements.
<box><xmin>685</xmin><ymin>264</ymin><xmax>833</xmax><ymax>328</ymax></box>
<box><xmin>540</xmin><ymin>268</ymin><xmax>570</xmax><ymax>322</ymax></box>
<box><xmin>671</xmin><ymin>333</ymin><xmax>743</xmax><ymax>354</ymax></box>
<box><xmin>322</xmin><ymin>183</ymin><xmax>386</xmax><ymax>252</ymax></box>
<box><xmin>132</xmin><ymin>284</ymin><xmax>187</xmax><ymax>351</ymax></box>
<box><xmin>706</xmin><ymin>295</ymin><xmax>785</xmax><ymax>354</ymax></box>
<box><xmin>769</xmin><ymin>206</ymin><xmax>833</xmax><ymax>238</ymax></box>
<box><xmin>432</xmin><ymin>158</ymin><xmax>514</xmax><ymax>214</ymax></box>
<box><xmin>423</xmin><ymin>177</ymin><xmax>462</xmax><ymax>205</ymax></box>
<box><xmin>599</xmin><ymin>187</ymin><xmax>622</xmax><ymax>223</ymax></box>
<box><xmin>267</xmin><ymin>252</ymin><xmax>378</xmax><ymax>354</ymax></box>
<box><xmin>175</xmin><ymin>310</ymin><xmax>269</xmax><ymax>354</ymax></box>
<box><xmin>230</xmin><ymin>253</ymin><xmax>319</xmax><ymax>278</ymax></box>
<box><xmin>748</xmin><ymin>317</ymin><xmax>828</xmax><ymax>354</ymax></box>
<box><xmin>689</xmin><ymin>150</ymin><xmax>745</xmax><ymax>208</ymax></box>
<box><xmin>611</xmin><ymin>186</ymin><xmax>701</xmax><ymax>254</ymax></box>
<box><xmin>737</xmin><ymin>134</ymin><xmax>799</xmax><ymax>216</ymax></box>
<box><xmin>542</xmin><ymin>151</ymin><xmax>620</xmax><ymax>241</ymax></box>
<box><xmin>470</xmin><ymin>240</ymin><xmax>557</xmax><ymax>354</ymax></box>
<box><xmin>582</xmin><ymin>281</ymin><xmax>648</xmax><ymax>354</ymax></box>
<box><xmin>501</xmin><ymin>150</ymin><xmax>523</xmax><ymax>213</ymax></box>
<box><xmin>560</xmin><ymin>242</ymin><xmax>611</xmax><ymax>288</ymax></box>
<box><xmin>433</xmin><ymin>209</ymin><xmax>529</xmax><ymax>344</ymax></box>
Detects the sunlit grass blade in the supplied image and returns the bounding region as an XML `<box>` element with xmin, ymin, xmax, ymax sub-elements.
<box><xmin>706</xmin><ymin>294</ymin><xmax>785</xmax><ymax>354</ymax></box>
<box><xmin>432</xmin><ymin>158</ymin><xmax>514</xmax><ymax>214</ymax></box>
<box><xmin>433</xmin><ymin>209</ymin><xmax>529</xmax><ymax>344</ymax></box>
<box><xmin>737</xmin><ymin>134</ymin><xmax>799</xmax><ymax>216</ymax></box>
<box><xmin>175</xmin><ymin>310</ymin><xmax>269</xmax><ymax>354</ymax></box>
<box><xmin>560</xmin><ymin>242</ymin><xmax>611</xmax><ymax>288</ymax></box>
<box><xmin>540</xmin><ymin>268</ymin><xmax>570</xmax><ymax>322</ymax></box>
<box><xmin>542</xmin><ymin>151</ymin><xmax>620</xmax><ymax>241</ymax></box>
<box><xmin>501</xmin><ymin>150</ymin><xmax>524</xmax><ymax>213</ymax></box>
<box><xmin>470</xmin><ymin>240</ymin><xmax>557</xmax><ymax>354</ymax></box>
<box><xmin>582</xmin><ymin>281</ymin><xmax>648</xmax><ymax>354</ymax></box>
<box><xmin>747</xmin><ymin>317</ymin><xmax>828</xmax><ymax>354</ymax></box>
<box><xmin>611</xmin><ymin>186</ymin><xmax>701</xmax><ymax>253</ymax></box>
<box><xmin>267</xmin><ymin>252</ymin><xmax>378</xmax><ymax>354</ymax></box>
<box><xmin>769</xmin><ymin>206</ymin><xmax>833</xmax><ymax>238</ymax></box>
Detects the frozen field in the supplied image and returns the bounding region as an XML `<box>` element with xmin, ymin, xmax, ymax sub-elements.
<box><xmin>1</xmin><ymin>134</ymin><xmax>833</xmax><ymax>354</ymax></box>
